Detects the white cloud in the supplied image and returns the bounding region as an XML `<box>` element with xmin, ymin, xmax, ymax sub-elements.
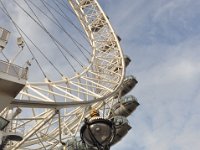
<box><xmin>103</xmin><ymin>0</ymin><xmax>200</xmax><ymax>150</ymax></box>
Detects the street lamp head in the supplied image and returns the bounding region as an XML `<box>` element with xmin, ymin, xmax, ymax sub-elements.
<box><xmin>80</xmin><ymin>117</ymin><xmax>115</xmax><ymax>149</ymax></box>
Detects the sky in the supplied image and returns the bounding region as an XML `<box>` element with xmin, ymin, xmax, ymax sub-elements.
<box><xmin>0</xmin><ymin>0</ymin><xmax>200</xmax><ymax>149</ymax></box>
<box><xmin>98</xmin><ymin>0</ymin><xmax>200</xmax><ymax>150</ymax></box>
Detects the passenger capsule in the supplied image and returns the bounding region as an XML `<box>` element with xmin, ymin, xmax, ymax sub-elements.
<box><xmin>114</xmin><ymin>75</ymin><xmax>138</xmax><ymax>98</ymax></box>
<box><xmin>111</xmin><ymin>55</ymin><xmax>131</xmax><ymax>72</ymax></box>
<box><xmin>117</xmin><ymin>35</ymin><xmax>121</xmax><ymax>42</ymax></box>
<box><xmin>124</xmin><ymin>55</ymin><xmax>131</xmax><ymax>67</ymax></box>
<box><xmin>64</xmin><ymin>137</ymin><xmax>87</xmax><ymax>150</ymax></box>
<box><xmin>57</xmin><ymin>137</ymin><xmax>99</xmax><ymax>150</ymax></box>
<box><xmin>110</xmin><ymin>116</ymin><xmax>132</xmax><ymax>145</ymax></box>
<box><xmin>110</xmin><ymin>95</ymin><xmax>139</xmax><ymax>117</ymax></box>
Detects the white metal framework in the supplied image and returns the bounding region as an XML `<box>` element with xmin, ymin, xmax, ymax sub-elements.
<box><xmin>0</xmin><ymin>0</ymin><xmax>126</xmax><ymax>149</ymax></box>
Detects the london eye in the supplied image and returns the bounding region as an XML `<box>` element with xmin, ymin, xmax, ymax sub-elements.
<box><xmin>0</xmin><ymin>0</ymin><xmax>139</xmax><ymax>149</ymax></box>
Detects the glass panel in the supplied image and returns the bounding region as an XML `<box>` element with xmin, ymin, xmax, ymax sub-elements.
<box><xmin>0</xmin><ymin>116</ymin><xmax>9</xmax><ymax>130</ymax></box>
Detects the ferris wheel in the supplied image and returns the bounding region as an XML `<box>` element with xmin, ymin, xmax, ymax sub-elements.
<box><xmin>0</xmin><ymin>0</ymin><xmax>139</xmax><ymax>149</ymax></box>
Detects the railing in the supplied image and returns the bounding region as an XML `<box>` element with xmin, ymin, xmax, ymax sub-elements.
<box><xmin>0</xmin><ymin>60</ymin><xmax>28</xmax><ymax>80</ymax></box>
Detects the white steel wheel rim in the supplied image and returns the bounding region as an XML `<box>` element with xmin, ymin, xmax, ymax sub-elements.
<box><xmin>0</xmin><ymin>0</ymin><xmax>126</xmax><ymax>149</ymax></box>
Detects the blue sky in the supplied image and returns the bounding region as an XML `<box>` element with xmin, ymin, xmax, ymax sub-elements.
<box><xmin>0</xmin><ymin>0</ymin><xmax>200</xmax><ymax>149</ymax></box>
<box><xmin>99</xmin><ymin>0</ymin><xmax>200</xmax><ymax>149</ymax></box>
